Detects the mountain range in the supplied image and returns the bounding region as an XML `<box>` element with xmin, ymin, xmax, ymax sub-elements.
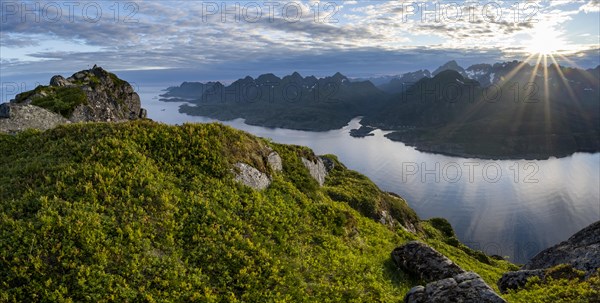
<box><xmin>161</xmin><ymin>61</ymin><xmax>600</xmax><ymax>159</ymax></box>
<box><xmin>163</xmin><ymin>72</ymin><xmax>388</xmax><ymax>131</ymax></box>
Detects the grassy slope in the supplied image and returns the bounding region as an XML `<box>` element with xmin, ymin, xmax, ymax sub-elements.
<box><xmin>0</xmin><ymin>121</ymin><xmax>581</xmax><ymax>302</ymax></box>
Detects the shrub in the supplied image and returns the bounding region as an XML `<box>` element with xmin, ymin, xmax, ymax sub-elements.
<box><xmin>30</xmin><ymin>87</ymin><xmax>88</xmax><ymax>117</ymax></box>
<box><xmin>428</xmin><ymin>217</ymin><xmax>455</xmax><ymax>238</ymax></box>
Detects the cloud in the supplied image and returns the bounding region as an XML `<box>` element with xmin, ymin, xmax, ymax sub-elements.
<box><xmin>580</xmin><ymin>0</ymin><xmax>600</xmax><ymax>13</ymax></box>
<box><xmin>0</xmin><ymin>0</ymin><xmax>598</xmax><ymax>77</ymax></box>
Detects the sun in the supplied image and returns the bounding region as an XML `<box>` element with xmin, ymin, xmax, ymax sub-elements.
<box><xmin>525</xmin><ymin>27</ymin><xmax>567</xmax><ymax>55</ymax></box>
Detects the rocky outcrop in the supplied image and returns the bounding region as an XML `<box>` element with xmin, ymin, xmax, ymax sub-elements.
<box><xmin>497</xmin><ymin>269</ymin><xmax>545</xmax><ymax>293</ymax></box>
<box><xmin>0</xmin><ymin>103</ymin><xmax>69</xmax><ymax>134</ymax></box>
<box><xmin>232</xmin><ymin>150</ymin><xmax>284</xmax><ymax>190</ymax></box>
<box><xmin>498</xmin><ymin>220</ymin><xmax>600</xmax><ymax>293</ymax></box>
<box><xmin>233</xmin><ymin>163</ymin><xmax>271</xmax><ymax>190</ymax></box>
<box><xmin>1</xmin><ymin>66</ymin><xmax>146</xmax><ymax>134</ymax></box>
<box><xmin>405</xmin><ymin>272</ymin><xmax>506</xmax><ymax>303</ymax></box>
<box><xmin>523</xmin><ymin>220</ymin><xmax>600</xmax><ymax>276</ymax></box>
<box><xmin>66</xmin><ymin>66</ymin><xmax>144</xmax><ymax>122</ymax></box>
<box><xmin>392</xmin><ymin>241</ymin><xmax>464</xmax><ymax>282</ymax></box>
<box><xmin>301</xmin><ymin>157</ymin><xmax>327</xmax><ymax>186</ymax></box>
<box><xmin>393</xmin><ymin>241</ymin><xmax>505</xmax><ymax>303</ymax></box>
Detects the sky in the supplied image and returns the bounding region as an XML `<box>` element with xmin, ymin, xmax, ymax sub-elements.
<box><xmin>1</xmin><ymin>0</ymin><xmax>599</xmax><ymax>84</ymax></box>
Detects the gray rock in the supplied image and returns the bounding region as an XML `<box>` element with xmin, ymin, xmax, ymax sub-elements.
<box><xmin>301</xmin><ymin>157</ymin><xmax>327</xmax><ymax>186</ymax></box>
<box><xmin>404</xmin><ymin>286</ymin><xmax>426</xmax><ymax>303</ymax></box>
<box><xmin>320</xmin><ymin>156</ymin><xmax>336</xmax><ymax>172</ymax></box>
<box><xmin>233</xmin><ymin>162</ymin><xmax>271</xmax><ymax>190</ymax></box>
<box><xmin>49</xmin><ymin>75</ymin><xmax>71</xmax><ymax>87</ymax></box>
<box><xmin>406</xmin><ymin>272</ymin><xmax>506</xmax><ymax>303</ymax></box>
<box><xmin>69</xmin><ymin>66</ymin><xmax>143</xmax><ymax>123</ymax></box>
<box><xmin>497</xmin><ymin>269</ymin><xmax>545</xmax><ymax>293</ymax></box>
<box><xmin>523</xmin><ymin>220</ymin><xmax>600</xmax><ymax>277</ymax></box>
<box><xmin>73</xmin><ymin>72</ymin><xmax>86</xmax><ymax>80</ymax></box>
<box><xmin>267</xmin><ymin>151</ymin><xmax>283</xmax><ymax>172</ymax></box>
<box><xmin>139</xmin><ymin>108</ymin><xmax>148</xmax><ymax>119</ymax></box>
<box><xmin>394</xmin><ymin>242</ymin><xmax>506</xmax><ymax>303</ymax></box>
<box><xmin>0</xmin><ymin>103</ymin><xmax>69</xmax><ymax>134</ymax></box>
<box><xmin>0</xmin><ymin>103</ymin><xmax>11</xmax><ymax>118</ymax></box>
<box><xmin>392</xmin><ymin>241</ymin><xmax>465</xmax><ymax>282</ymax></box>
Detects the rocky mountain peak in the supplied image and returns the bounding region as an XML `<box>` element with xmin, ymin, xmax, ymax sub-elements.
<box><xmin>256</xmin><ymin>73</ymin><xmax>281</xmax><ymax>83</ymax></box>
<box><xmin>331</xmin><ymin>71</ymin><xmax>348</xmax><ymax>81</ymax></box>
<box><xmin>433</xmin><ymin>60</ymin><xmax>467</xmax><ymax>77</ymax></box>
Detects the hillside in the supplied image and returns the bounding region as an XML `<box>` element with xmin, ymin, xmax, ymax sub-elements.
<box><xmin>0</xmin><ymin>120</ymin><xmax>528</xmax><ymax>302</ymax></box>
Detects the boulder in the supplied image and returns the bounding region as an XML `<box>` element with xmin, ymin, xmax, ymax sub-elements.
<box><xmin>301</xmin><ymin>157</ymin><xmax>327</xmax><ymax>186</ymax></box>
<box><xmin>267</xmin><ymin>151</ymin><xmax>283</xmax><ymax>172</ymax></box>
<box><xmin>393</xmin><ymin>242</ymin><xmax>505</xmax><ymax>303</ymax></box>
<box><xmin>404</xmin><ymin>286</ymin><xmax>426</xmax><ymax>303</ymax></box>
<box><xmin>406</xmin><ymin>272</ymin><xmax>506</xmax><ymax>303</ymax></box>
<box><xmin>233</xmin><ymin>163</ymin><xmax>271</xmax><ymax>190</ymax></box>
<box><xmin>392</xmin><ymin>241</ymin><xmax>464</xmax><ymax>282</ymax></box>
<box><xmin>49</xmin><ymin>75</ymin><xmax>71</xmax><ymax>87</ymax></box>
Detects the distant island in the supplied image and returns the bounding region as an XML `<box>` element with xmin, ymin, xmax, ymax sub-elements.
<box><xmin>161</xmin><ymin>61</ymin><xmax>600</xmax><ymax>159</ymax></box>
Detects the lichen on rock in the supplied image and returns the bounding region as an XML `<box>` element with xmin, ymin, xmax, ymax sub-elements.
<box><xmin>301</xmin><ymin>157</ymin><xmax>327</xmax><ymax>186</ymax></box>
<box><xmin>232</xmin><ymin>162</ymin><xmax>271</xmax><ymax>190</ymax></box>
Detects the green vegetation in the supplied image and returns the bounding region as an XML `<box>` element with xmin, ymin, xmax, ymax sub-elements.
<box><xmin>428</xmin><ymin>217</ymin><xmax>455</xmax><ymax>238</ymax></box>
<box><xmin>503</xmin><ymin>268</ymin><xmax>600</xmax><ymax>303</ymax></box>
<box><xmin>0</xmin><ymin>121</ymin><xmax>589</xmax><ymax>302</ymax></box>
<box><xmin>322</xmin><ymin>155</ymin><xmax>419</xmax><ymax>229</ymax></box>
<box><xmin>14</xmin><ymin>85</ymin><xmax>87</xmax><ymax>118</ymax></box>
<box><xmin>108</xmin><ymin>72</ymin><xmax>126</xmax><ymax>87</ymax></box>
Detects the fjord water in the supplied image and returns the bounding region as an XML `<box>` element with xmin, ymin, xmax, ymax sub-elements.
<box><xmin>142</xmin><ymin>87</ymin><xmax>600</xmax><ymax>264</ymax></box>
